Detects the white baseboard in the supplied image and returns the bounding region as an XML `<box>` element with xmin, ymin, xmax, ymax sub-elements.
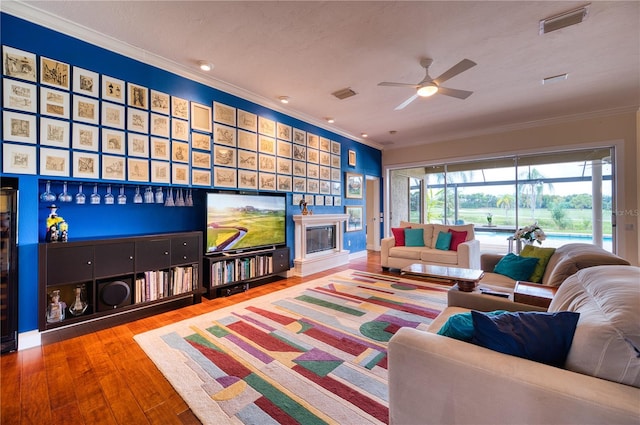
<box><xmin>18</xmin><ymin>330</ymin><xmax>42</xmax><ymax>350</ymax></box>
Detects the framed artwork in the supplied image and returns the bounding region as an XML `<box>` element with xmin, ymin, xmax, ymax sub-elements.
<box><xmin>214</xmin><ymin>124</ymin><xmax>236</xmax><ymax>147</ymax></box>
<box><xmin>237</xmin><ymin>109</ymin><xmax>257</xmax><ymax>132</ymax></box>
<box><xmin>214</xmin><ymin>146</ymin><xmax>237</xmax><ymax>167</ymax></box>
<box><xmin>293</xmin><ymin>144</ymin><xmax>306</xmax><ymax>161</ymax></box>
<box><xmin>258</xmin><ymin>116</ymin><xmax>276</xmax><ymax>137</ymax></box>
<box><xmin>304</xmin><ymin>196</ymin><xmax>314</xmax><ymax>206</ymax></box>
<box><xmin>238</xmin><ymin>150</ymin><xmax>257</xmax><ymax>170</ymax></box>
<box><xmin>331</xmin><ymin>140</ymin><xmax>341</xmax><ymax>155</ymax></box>
<box><xmin>277</xmin><ymin>140</ymin><xmax>292</xmax><ymax>158</ymax></box>
<box><xmin>258</xmin><ymin>173</ymin><xmax>276</xmax><ymax>191</ymax></box>
<box><xmin>150</xmin><ymin>90</ymin><xmax>170</xmax><ymax>114</ymax></box>
<box><xmin>171</xmin><ymin>118</ymin><xmax>189</xmax><ymax>141</ymax></box>
<box><xmin>40</xmin><ymin>147</ymin><xmax>69</xmax><ymax>177</ymax></box>
<box><xmin>73</xmin><ymin>67</ymin><xmax>99</xmax><ymax>98</ymax></box>
<box><xmin>307</xmin><ymin>179</ymin><xmax>319</xmax><ymax>194</ymax></box>
<box><xmin>40</xmin><ymin>87</ymin><xmax>69</xmax><ymax>118</ymax></box>
<box><xmin>192</xmin><ymin>169</ymin><xmax>212</xmax><ymax>187</ymax></box>
<box><xmin>277</xmin><ymin>122</ymin><xmax>292</xmax><ymax>141</ymax></box>
<box><xmin>127</xmin><ymin>133</ymin><xmax>149</xmax><ymax>158</ymax></box>
<box><xmin>102</xmin><ymin>128</ymin><xmax>125</xmax><ymax>155</ymax></box>
<box><xmin>127</xmin><ymin>158</ymin><xmax>149</xmax><ymax>182</ymax></box>
<box><xmin>319</xmin><ymin>180</ymin><xmax>331</xmax><ymax>194</ymax></box>
<box><xmin>192</xmin><ymin>132</ymin><xmax>210</xmax><ymax>150</ymax></box>
<box><xmin>292</xmin><ymin>193</ymin><xmax>304</xmax><ymax>206</ymax></box>
<box><xmin>319</xmin><ymin>151</ymin><xmax>331</xmax><ymax>166</ymax></box>
<box><xmin>307</xmin><ymin>148</ymin><xmax>319</xmax><ymax>164</ymax></box>
<box><xmin>102</xmin><ymin>75</ymin><xmax>125</xmax><ymax>103</ymax></box>
<box><xmin>293</xmin><ymin>128</ymin><xmax>306</xmax><ymax>145</ymax></box>
<box><xmin>102</xmin><ymin>102</ymin><xmax>125</xmax><ymax>129</ymax></box>
<box><xmin>3</xmin><ymin>111</ymin><xmax>36</xmax><ymax>143</ymax></box>
<box><xmin>151</xmin><ymin>160</ymin><xmax>170</xmax><ymax>183</ymax></box>
<box><xmin>277</xmin><ymin>157</ymin><xmax>292</xmax><ymax>174</ymax></box>
<box><xmin>331</xmin><ymin>154</ymin><xmax>341</xmax><ymax>168</ymax></box>
<box><xmin>4</xmin><ymin>80</ymin><xmax>37</xmax><ymax>113</ymax></box>
<box><xmin>40</xmin><ymin>117</ymin><xmax>70</xmax><ymax>148</ymax></box>
<box><xmin>128</xmin><ymin>108</ymin><xmax>149</xmax><ymax>134</ymax></box>
<box><xmin>258</xmin><ymin>135</ymin><xmax>276</xmax><ymax>154</ymax></box>
<box><xmin>320</xmin><ymin>137</ymin><xmax>331</xmax><ymax>152</ymax></box>
<box><xmin>307</xmin><ymin>133</ymin><xmax>319</xmax><ymax>149</ymax></box>
<box><xmin>40</xmin><ymin>56</ymin><xmax>70</xmax><ymax>90</ymax></box>
<box><xmin>73</xmin><ymin>95</ymin><xmax>99</xmax><ymax>124</ymax></box>
<box><xmin>127</xmin><ymin>83</ymin><xmax>148</xmax><ymax>109</ymax></box>
<box><xmin>150</xmin><ymin>137</ymin><xmax>170</xmax><ymax>160</ymax></box>
<box><xmin>346</xmin><ymin>206</ymin><xmax>363</xmax><ymax>232</ymax></box>
<box><xmin>213</xmin><ymin>102</ymin><xmax>236</xmax><ymax>126</ymax></box>
<box><xmin>2</xmin><ymin>46</ymin><xmax>36</xmax><ymax>82</ymax></box>
<box><xmin>293</xmin><ymin>160</ymin><xmax>306</xmax><ymax>177</ymax></box>
<box><xmin>102</xmin><ymin>155</ymin><xmax>126</xmax><ymax>181</ymax></box>
<box><xmin>73</xmin><ymin>151</ymin><xmax>99</xmax><ymax>179</ymax></box>
<box><xmin>171</xmin><ymin>96</ymin><xmax>189</xmax><ymax>120</ymax></box>
<box><xmin>331</xmin><ymin>181</ymin><xmax>342</xmax><ymax>195</ymax></box>
<box><xmin>334</xmin><ymin>196</ymin><xmax>342</xmax><ymax>206</ymax></box>
<box><xmin>191</xmin><ymin>102</ymin><xmax>212</xmax><ymax>132</ymax></box>
<box><xmin>238</xmin><ymin>169</ymin><xmax>258</xmax><ymax>190</ymax></box>
<box><xmin>320</xmin><ymin>166</ymin><xmax>331</xmax><ymax>180</ymax></box>
<box><xmin>345</xmin><ymin>172</ymin><xmax>363</xmax><ymax>199</ymax></box>
<box><xmin>306</xmin><ymin>163</ymin><xmax>319</xmax><ymax>179</ymax></box>
<box><xmin>325</xmin><ymin>196</ymin><xmax>334</xmax><ymax>206</ymax></box>
<box><xmin>172</xmin><ymin>141</ymin><xmax>189</xmax><ymax>163</ymax></box>
<box><xmin>72</xmin><ymin>123</ymin><xmax>99</xmax><ymax>151</ymax></box>
<box><xmin>331</xmin><ymin>167</ymin><xmax>341</xmax><ymax>181</ymax></box>
<box><xmin>191</xmin><ymin>151</ymin><xmax>211</xmax><ymax>169</ymax></box>
<box><xmin>293</xmin><ymin>177</ymin><xmax>306</xmax><ymax>193</ymax></box>
<box><xmin>348</xmin><ymin>150</ymin><xmax>357</xmax><ymax>167</ymax></box>
<box><xmin>277</xmin><ymin>175</ymin><xmax>292</xmax><ymax>192</ymax></box>
<box><xmin>258</xmin><ymin>154</ymin><xmax>276</xmax><ymax>173</ymax></box>
<box><xmin>238</xmin><ymin>130</ymin><xmax>257</xmax><ymax>151</ymax></box>
<box><xmin>214</xmin><ymin>167</ymin><xmax>237</xmax><ymax>188</ymax></box>
<box><xmin>150</xmin><ymin>113</ymin><xmax>170</xmax><ymax>137</ymax></box>
<box><xmin>315</xmin><ymin>195</ymin><xmax>324</xmax><ymax>206</ymax></box>
<box><xmin>3</xmin><ymin>143</ymin><xmax>36</xmax><ymax>174</ymax></box>
<box><xmin>172</xmin><ymin>163</ymin><xmax>189</xmax><ymax>185</ymax></box>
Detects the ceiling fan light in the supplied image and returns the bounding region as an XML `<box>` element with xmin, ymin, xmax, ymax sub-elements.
<box><xmin>417</xmin><ymin>84</ymin><xmax>438</xmax><ymax>97</ymax></box>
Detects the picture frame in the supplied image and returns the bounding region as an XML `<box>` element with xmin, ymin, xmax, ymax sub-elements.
<box><xmin>331</xmin><ymin>181</ymin><xmax>342</xmax><ymax>195</ymax></box>
<box><xmin>277</xmin><ymin>157</ymin><xmax>292</xmax><ymax>174</ymax></box>
<box><xmin>238</xmin><ymin>130</ymin><xmax>257</xmax><ymax>151</ymax></box>
<box><xmin>150</xmin><ymin>90</ymin><xmax>170</xmax><ymax>114</ymax></box>
<box><xmin>102</xmin><ymin>128</ymin><xmax>125</xmax><ymax>155</ymax></box>
<box><xmin>102</xmin><ymin>75</ymin><xmax>125</xmax><ymax>103</ymax></box>
<box><xmin>171</xmin><ymin>141</ymin><xmax>189</xmax><ymax>163</ymax></box>
<box><xmin>2</xmin><ymin>46</ymin><xmax>36</xmax><ymax>82</ymax></box>
<box><xmin>172</xmin><ymin>163</ymin><xmax>190</xmax><ymax>185</ymax></box>
<box><xmin>171</xmin><ymin>118</ymin><xmax>189</xmax><ymax>141</ymax></box>
<box><xmin>191</xmin><ymin>169</ymin><xmax>212</xmax><ymax>187</ymax></box>
<box><xmin>293</xmin><ymin>128</ymin><xmax>306</xmax><ymax>145</ymax></box>
<box><xmin>331</xmin><ymin>140</ymin><xmax>341</xmax><ymax>155</ymax></box>
<box><xmin>277</xmin><ymin>140</ymin><xmax>292</xmax><ymax>158</ymax></box>
<box><xmin>319</xmin><ymin>180</ymin><xmax>331</xmax><ymax>195</ymax></box>
<box><xmin>304</xmin><ymin>196</ymin><xmax>314</xmax><ymax>206</ymax></box>
<box><xmin>307</xmin><ymin>133</ymin><xmax>319</xmax><ymax>149</ymax></box>
<box><xmin>238</xmin><ymin>169</ymin><xmax>258</xmax><ymax>190</ymax></box>
<box><xmin>40</xmin><ymin>147</ymin><xmax>69</xmax><ymax>177</ymax></box>
<box><xmin>331</xmin><ymin>167</ymin><xmax>341</xmax><ymax>181</ymax></box>
<box><xmin>150</xmin><ymin>137</ymin><xmax>170</xmax><ymax>160</ymax></box>
<box><xmin>191</xmin><ymin>102</ymin><xmax>212</xmax><ymax>132</ymax></box>
<box><xmin>40</xmin><ymin>87</ymin><xmax>69</xmax><ymax>119</ymax></box>
<box><xmin>320</xmin><ymin>165</ymin><xmax>331</xmax><ymax>180</ymax></box>
<box><xmin>307</xmin><ymin>148</ymin><xmax>319</xmax><ymax>164</ymax></box>
<box><xmin>293</xmin><ymin>177</ymin><xmax>306</xmax><ymax>193</ymax></box>
<box><xmin>334</xmin><ymin>196</ymin><xmax>342</xmax><ymax>206</ymax></box>
<box><xmin>73</xmin><ymin>151</ymin><xmax>99</xmax><ymax>179</ymax></box>
<box><xmin>40</xmin><ymin>117</ymin><xmax>70</xmax><ymax>148</ymax></box>
<box><xmin>331</xmin><ymin>154</ymin><xmax>341</xmax><ymax>168</ymax></box>
<box><xmin>40</xmin><ymin>56</ymin><xmax>70</xmax><ymax>90</ymax></box>
<box><xmin>150</xmin><ymin>113</ymin><xmax>170</xmax><ymax>137</ymax></box>
<box><xmin>292</xmin><ymin>193</ymin><xmax>304</xmax><ymax>206</ymax></box>
<box><xmin>102</xmin><ymin>155</ymin><xmax>126</xmax><ymax>181</ymax></box>
<box><xmin>277</xmin><ymin>122</ymin><xmax>292</xmax><ymax>141</ymax></box>
<box><xmin>213</xmin><ymin>102</ymin><xmax>236</xmax><ymax>126</ymax></box>
<box><xmin>306</xmin><ymin>163</ymin><xmax>319</xmax><ymax>179</ymax></box>
<box><xmin>213</xmin><ymin>123</ymin><xmax>236</xmax><ymax>147</ymax></box>
<box><xmin>345</xmin><ymin>172</ymin><xmax>363</xmax><ymax>199</ymax></box>
<box><xmin>348</xmin><ymin>150</ymin><xmax>357</xmax><ymax>167</ymax></box>
<box><xmin>73</xmin><ymin>95</ymin><xmax>99</xmax><ymax>125</ymax></box>
<box><xmin>258</xmin><ymin>173</ymin><xmax>276</xmax><ymax>191</ymax></box>
<box><xmin>189</xmin><ymin>133</ymin><xmax>208</xmax><ymax>151</ymax></box>
<box><xmin>3</xmin><ymin>111</ymin><xmax>36</xmax><ymax>143</ymax></box>
<box><xmin>127</xmin><ymin>133</ymin><xmax>149</xmax><ymax>158</ymax></box>
<box><xmin>150</xmin><ymin>160</ymin><xmax>170</xmax><ymax>183</ymax></box>
<box><xmin>293</xmin><ymin>144</ymin><xmax>306</xmax><ymax>161</ymax></box>
<box><xmin>127</xmin><ymin>82</ymin><xmax>148</xmax><ymax>109</ymax></box>
<box><xmin>258</xmin><ymin>153</ymin><xmax>276</xmax><ymax>173</ymax></box>
<box><xmin>127</xmin><ymin>158</ymin><xmax>149</xmax><ymax>182</ymax></box>
<box><xmin>4</xmin><ymin>80</ymin><xmax>37</xmax><ymax>113</ymax></box>
<box><xmin>325</xmin><ymin>195</ymin><xmax>333</xmax><ymax>206</ymax></box>
<box><xmin>293</xmin><ymin>160</ymin><xmax>306</xmax><ymax>177</ymax></box>
<box><xmin>277</xmin><ymin>175</ymin><xmax>292</xmax><ymax>192</ymax></box>
<box><xmin>346</xmin><ymin>206</ymin><xmax>363</xmax><ymax>232</ymax></box>
<box><xmin>171</xmin><ymin>96</ymin><xmax>189</xmax><ymax>120</ymax></box>
<box><xmin>128</xmin><ymin>108</ymin><xmax>149</xmax><ymax>134</ymax></box>
<box><xmin>3</xmin><ymin>143</ymin><xmax>36</xmax><ymax>175</ymax></box>
<box><xmin>258</xmin><ymin>116</ymin><xmax>276</xmax><ymax>137</ymax></box>
<box><xmin>258</xmin><ymin>135</ymin><xmax>276</xmax><ymax>154</ymax></box>
<box><xmin>214</xmin><ymin>146</ymin><xmax>236</xmax><ymax>168</ymax></box>
<box><xmin>238</xmin><ymin>150</ymin><xmax>257</xmax><ymax>170</ymax></box>
<box><xmin>320</xmin><ymin>137</ymin><xmax>331</xmax><ymax>152</ymax></box>
<box><xmin>307</xmin><ymin>179</ymin><xmax>319</xmax><ymax>194</ymax></box>
<box><xmin>315</xmin><ymin>195</ymin><xmax>324</xmax><ymax>206</ymax></box>
<box><xmin>319</xmin><ymin>151</ymin><xmax>331</xmax><ymax>166</ymax></box>
<box><xmin>191</xmin><ymin>150</ymin><xmax>211</xmax><ymax>169</ymax></box>
<box><xmin>214</xmin><ymin>167</ymin><xmax>237</xmax><ymax>188</ymax></box>
<box><xmin>72</xmin><ymin>66</ymin><xmax>99</xmax><ymax>98</ymax></box>
<box><xmin>237</xmin><ymin>109</ymin><xmax>257</xmax><ymax>132</ymax></box>
<box><xmin>72</xmin><ymin>123</ymin><xmax>99</xmax><ymax>152</ymax></box>
<box><xmin>102</xmin><ymin>102</ymin><xmax>125</xmax><ymax>129</ymax></box>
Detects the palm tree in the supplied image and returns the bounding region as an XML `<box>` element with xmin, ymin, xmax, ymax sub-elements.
<box><xmin>519</xmin><ymin>167</ymin><xmax>554</xmax><ymax>218</ymax></box>
<box><xmin>496</xmin><ymin>194</ymin><xmax>515</xmax><ymax>218</ymax></box>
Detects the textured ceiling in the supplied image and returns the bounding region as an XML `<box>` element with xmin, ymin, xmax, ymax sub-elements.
<box><xmin>8</xmin><ymin>1</ymin><xmax>640</xmax><ymax>150</ymax></box>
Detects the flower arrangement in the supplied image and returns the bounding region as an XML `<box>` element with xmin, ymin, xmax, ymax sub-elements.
<box><xmin>514</xmin><ymin>222</ymin><xmax>546</xmax><ymax>244</ymax></box>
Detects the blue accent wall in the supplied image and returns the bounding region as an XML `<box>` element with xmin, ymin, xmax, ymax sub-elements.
<box><xmin>0</xmin><ymin>12</ymin><xmax>382</xmax><ymax>334</ymax></box>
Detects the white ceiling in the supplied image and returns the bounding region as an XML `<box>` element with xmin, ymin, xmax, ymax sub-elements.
<box><xmin>8</xmin><ymin>1</ymin><xmax>640</xmax><ymax>150</ymax></box>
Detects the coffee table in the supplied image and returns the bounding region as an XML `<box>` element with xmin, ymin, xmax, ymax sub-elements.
<box><xmin>401</xmin><ymin>264</ymin><xmax>485</xmax><ymax>292</ymax></box>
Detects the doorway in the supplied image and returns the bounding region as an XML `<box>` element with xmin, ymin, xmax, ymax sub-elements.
<box><xmin>365</xmin><ymin>175</ymin><xmax>381</xmax><ymax>251</ymax></box>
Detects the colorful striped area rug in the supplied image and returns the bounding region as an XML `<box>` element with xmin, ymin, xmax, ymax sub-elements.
<box><xmin>134</xmin><ymin>269</ymin><xmax>450</xmax><ymax>425</ymax></box>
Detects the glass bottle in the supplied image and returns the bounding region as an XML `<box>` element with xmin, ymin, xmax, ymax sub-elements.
<box><xmin>46</xmin><ymin>289</ymin><xmax>66</xmax><ymax>323</ymax></box>
<box><xmin>155</xmin><ymin>187</ymin><xmax>164</xmax><ymax>204</ymax></box>
<box><xmin>68</xmin><ymin>284</ymin><xmax>88</xmax><ymax>316</ymax></box>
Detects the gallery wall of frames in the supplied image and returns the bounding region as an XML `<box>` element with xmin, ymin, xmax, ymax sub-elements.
<box><xmin>0</xmin><ymin>12</ymin><xmax>382</xmax><ymax>334</ymax></box>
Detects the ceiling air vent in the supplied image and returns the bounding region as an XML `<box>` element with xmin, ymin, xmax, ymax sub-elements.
<box><xmin>332</xmin><ymin>87</ymin><xmax>357</xmax><ymax>100</ymax></box>
<box><xmin>539</xmin><ymin>4</ymin><xmax>590</xmax><ymax>34</ymax></box>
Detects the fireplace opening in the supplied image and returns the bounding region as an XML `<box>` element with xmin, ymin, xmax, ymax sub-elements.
<box><xmin>306</xmin><ymin>225</ymin><xmax>336</xmax><ymax>254</ymax></box>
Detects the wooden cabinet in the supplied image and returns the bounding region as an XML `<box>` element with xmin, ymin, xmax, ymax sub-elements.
<box><xmin>203</xmin><ymin>247</ymin><xmax>290</xmax><ymax>298</ymax></box>
<box><xmin>38</xmin><ymin>232</ymin><xmax>202</xmax><ymax>341</ymax></box>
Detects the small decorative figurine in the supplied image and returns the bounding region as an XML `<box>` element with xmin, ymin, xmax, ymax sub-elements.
<box><xmin>45</xmin><ymin>204</ymin><xmax>69</xmax><ymax>242</ymax></box>
<box><xmin>299</xmin><ymin>197</ymin><xmax>309</xmax><ymax>215</ymax></box>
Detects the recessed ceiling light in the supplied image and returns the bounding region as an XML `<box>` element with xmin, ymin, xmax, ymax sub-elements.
<box><xmin>278</xmin><ymin>96</ymin><xmax>290</xmax><ymax>104</ymax></box>
<box><xmin>326</xmin><ymin>117</ymin><xmax>335</xmax><ymax>123</ymax></box>
<box><xmin>198</xmin><ymin>61</ymin><xmax>212</xmax><ymax>71</ymax></box>
<box><xmin>361</xmin><ymin>133</ymin><xmax>368</xmax><ymax>138</ymax></box>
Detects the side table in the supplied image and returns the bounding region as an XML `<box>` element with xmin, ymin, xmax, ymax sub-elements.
<box><xmin>513</xmin><ymin>281</ymin><xmax>558</xmax><ymax>309</ymax></box>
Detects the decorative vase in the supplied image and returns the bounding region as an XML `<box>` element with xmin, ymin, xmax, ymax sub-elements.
<box><xmin>68</xmin><ymin>284</ymin><xmax>88</xmax><ymax>316</ymax></box>
<box><xmin>302</xmin><ymin>204</ymin><xmax>309</xmax><ymax>215</ymax></box>
<box><xmin>46</xmin><ymin>290</ymin><xmax>66</xmax><ymax>323</ymax></box>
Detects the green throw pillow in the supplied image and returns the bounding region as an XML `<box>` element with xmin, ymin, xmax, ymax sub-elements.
<box><xmin>435</xmin><ymin>231</ymin><xmax>452</xmax><ymax>250</ymax></box>
<box><xmin>404</xmin><ymin>228</ymin><xmax>425</xmax><ymax>247</ymax></box>
<box><xmin>493</xmin><ymin>253</ymin><xmax>539</xmax><ymax>281</ymax></box>
<box><xmin>520</xmin><ymin>245</ymin><xmax>556</xmax><ymax>283</ymax></box>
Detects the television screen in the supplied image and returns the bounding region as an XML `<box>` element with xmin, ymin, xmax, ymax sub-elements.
<box><xmin>205</xmin><ymin>191</ymin><xmax>286</xmax><ymax>254</ymax></box>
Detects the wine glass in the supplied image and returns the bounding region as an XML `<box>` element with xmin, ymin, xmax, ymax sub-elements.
<box><xmin>90</xmin><ymin>184</ymin><xmax>101</xmax><ymax>204</ymax></box>
<box><xmin>144</xmin><ymin>187</ymin><xmax>154</xmax><ymax>203</ymax></box>
<box><xmin>133</xmin><ymin>186</ymin><xmax>143</xmax><ymax>203</ymax></box>
<box><xmin>175</xmin><ymin>188</ymin><xmax>185</xmax><ymax>207</ymax></box>
<box><xmin>185</xmin><ymin>189</ymin><xmax>193</xmax><ymax>207</ymax></box>
<box><xmin>164</xmin><ymin>187</ymin><xmax>175</xmax><ymax>207</ymax></box>
<box><xmin>117</xmin><ymin>185</ymin><xmax>127</xmax><ymax>205</ymax></box>
<box><xmin>154</xmin><ymin>187</ymin><xmax>164</xmax><ymax>204</ymax></box>
<box><xmin>104</xmin><ymin>185</ymin><xmax>114</xmax><ymax>205</ymax></box>
<box><xmin>75</xmin><ymin>184</ymin><xmax>86</xmax><ymax>204</ymax></box>
<box><xmin>58</xmin><ymin>182</ymin><xmax>72</xmax><ymax>203</ymax></box>
<box><xmin>40</xmin><ymin>181</ymin><xmax>56</xmax><ymax>202</ymax></box>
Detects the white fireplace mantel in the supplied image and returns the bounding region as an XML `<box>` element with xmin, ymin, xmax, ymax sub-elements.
<box><xmin>292</xmin><ymin>214</ymin><xmax>350</xmax><ymax>276</ymax></box>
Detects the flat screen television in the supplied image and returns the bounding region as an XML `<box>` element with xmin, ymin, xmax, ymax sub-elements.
<box><xmin>205</xmin><ymin>191</ymin><xmax>286</xmax><ymax>254</ymax></box>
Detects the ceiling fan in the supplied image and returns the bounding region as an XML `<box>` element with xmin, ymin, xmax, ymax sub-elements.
<box><xmin>378</xmin><ymin>58</ymin><xmax>477</xmax><ymax>110</ymax></box>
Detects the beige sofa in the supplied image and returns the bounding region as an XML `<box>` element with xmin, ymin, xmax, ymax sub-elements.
<box><xmin>388</xmin><ymin>265</ymin><xmax>640</xmax><ymax>425</ymax></box>
<box><xmin>381</xmin><ymin>222</ymin><xmax>480</xmax><ymax>270</ymax></box>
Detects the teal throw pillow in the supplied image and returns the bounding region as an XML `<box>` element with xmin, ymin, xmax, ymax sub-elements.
<box><xmin>404</xmin><ymin>228</ymin><xmax>425</xmax><ymax>247</ymax></box>
<box><xmin>520</xmin><ymin>245</ymin><xmax>556</xmax><ymax>283</ymax></box>
<box><xmin>437</xmin><ymin>310</ymin><xmax>507</xmax><ymax>342</ymax></box>
<box><xmin>435</xmin><ymin>231</ymin><xmax>452</xmax><ymax>250</ymax></box>
<box><xmin>493</xmin><ymin>253</ymin><xmax>539</xmax><ymax>281</ymax></box>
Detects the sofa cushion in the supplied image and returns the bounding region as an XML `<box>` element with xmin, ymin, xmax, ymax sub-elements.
<box><xmin>388</xmin><ymin>246</ymin><xmax>423</xmax><ymax>260</ymax></box>
<box><xmin>420</xmin><ymin>249</ymin><xmax>459</xmax><ymax>265</ymax></box>
<box><xmin>448</xmin><ymin>229</ymin><xmax>468</xmax><ymax>251</ymax></box>
<box><xmin>404</xmin><ymin>228</ymin><xmax>425</xmax><ymax>247</ymax></box>
<box><xmin>435</xmin><ymin>231</ymin><xmax>452</xmax><ymax>250</ymax></box>
<box><xmin>548</xmin><ymin>265</ymin><xmax>640</xmax><ymax>387</ymax></box>
<box><xmin>391</xmin><ymin>227</ymin><xmax>407</xmax><ymax>246</ymax></box>
<box><xmin>471</xmin><ymin>310</ymin><xmax>580</xmax><ymax>367</ymax></box>
<box><xmin>430</xmin><ymin>223</ymin><xmax>475</xmax><ymax>248</ymax></box>
<box><xmin>400</xmin><ymin>221</ymin><xmax>434</xmax><ymax>248</ymax></box>
<box><xmin>437</xmin><ymin>310</ymin><xmax>507</xmax><ymax>342</ymax></box>
<box><xmin>493</xmin><ymin>253</ymin><xmax>539</xmax><ymax>281</ymax></box>
<box><xmin>520</xmin><ymin>245</ymin><xmax>556</xmax><ymax>283</ymax></box>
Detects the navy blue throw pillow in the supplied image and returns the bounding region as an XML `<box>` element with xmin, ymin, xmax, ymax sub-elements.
<box><xmin>493</xmin><ymin>253</ymin><xmax>539</xmax><ymax>281</ymax></box>
<box><xmin>471</xmin><ymin>310</ymin><xmax>580</xmax><ymax>367</ymax></box>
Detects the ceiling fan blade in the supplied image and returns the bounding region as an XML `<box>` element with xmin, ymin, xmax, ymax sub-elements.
<box><xmin>395</xmin><ymin>94</ymin><xmax>419</xmax><ymax>110</ymax></box>
<box><xmin>378</xmin><ymin>82</ymin><xmax>419</xmax><ymax>88</ymax></box>
<box><xmin>437</xmin><ymin>86</ymin><xmax>474</xmax><ymax>100</ymax></box>
<box><xmin>432</xmin><ymin>59</ymin><xmax>476</xmax><ymax>85</ymax></box>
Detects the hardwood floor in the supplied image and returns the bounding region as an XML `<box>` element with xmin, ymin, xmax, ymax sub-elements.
<box><xmin>1</xmin><ymin>251</ymin><xmax>385</xmax><ymax>425</ymax></box>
